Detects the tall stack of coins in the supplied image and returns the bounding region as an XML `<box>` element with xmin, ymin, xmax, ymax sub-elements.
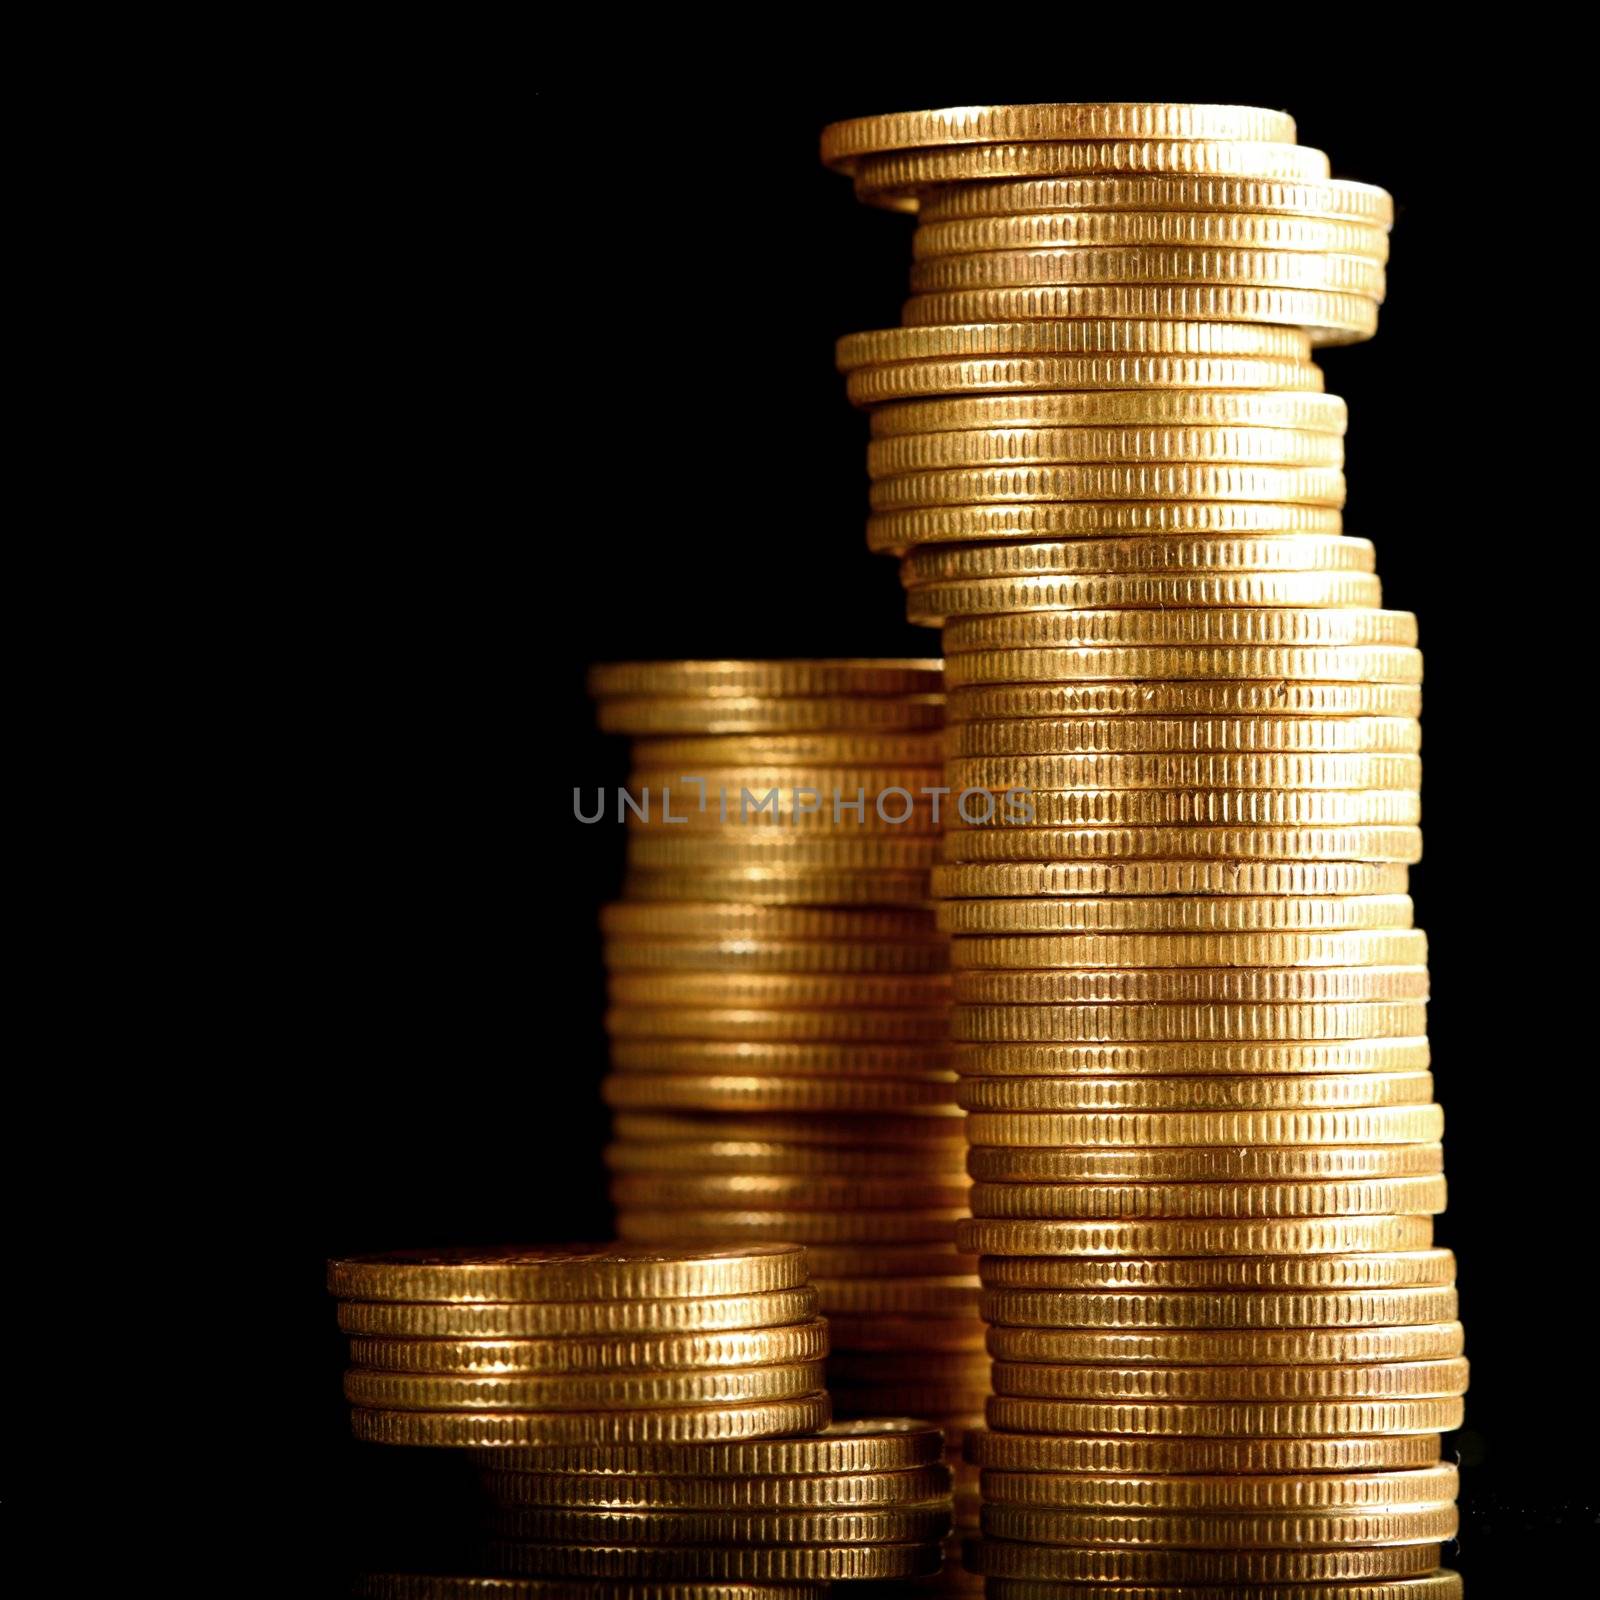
<box><xmin>329</xmin><ymin>1245</ymin><xmax>954</xmax><ymax>1581</ymax></box>
<box><xmin>589</xmin><ymin>661</ymin><xmax>988</xmax><ymax>1498</ymax></box>
<box><xmin>822</xmin><ymin>104</ymin><xmax>1464</xmax><ymax>1590</ymax></box>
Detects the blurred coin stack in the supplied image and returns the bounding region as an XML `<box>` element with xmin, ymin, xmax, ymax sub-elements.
<box><xmin>330</xmin><ymin>1245</ymin><xmax>953</xmax><ymax>1582</ymax></box>
<box><xmin>823</xmin><ymin>103</ymin><xmax>1464</xmax><ymax>1591</ymax></box>
<box><xmin>589</xmin><ymin>659</ymin><xmax>989</xmax><ymax>1504</ymax></box>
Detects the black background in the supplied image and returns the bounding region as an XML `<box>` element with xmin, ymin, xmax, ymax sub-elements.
<box><xmin>298</xmin><ymin>80</ymin><xmax>1592</xmax><ymax>1584</ymax></box>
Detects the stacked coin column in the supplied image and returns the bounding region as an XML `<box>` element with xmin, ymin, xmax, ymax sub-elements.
<box><xmin>823</xmin><ymin>104</ymin><xmax>1464</xmax><ymax>1589</ymax></box>
<box><xmin>588</xmin><ymin>660</ymin><xmax>988</xmax><ymax>1489</ymax></box>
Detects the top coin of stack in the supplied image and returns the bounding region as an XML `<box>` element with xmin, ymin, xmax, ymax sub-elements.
<box><xmin>589</xmin><ymin>660</ymin><xmax>990</xmax><ymax>1482</ymax></box>
<box><xmin>822</xmin><ymin>102</ymin><xmax>1462</xmax><ymax>1591</ymax></box>
<box><xmin>329</xmin><ymin>1244</ymin><xmax>832</xmax><ymax>1448</ymax></box>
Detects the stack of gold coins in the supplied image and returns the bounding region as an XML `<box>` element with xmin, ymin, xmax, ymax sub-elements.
<box><xmin>589</xmin><ymin>661</ymin><xmax>989</xmax><ymax>1499</ymax></box>
<box><xmin>331</xmin><ymin>1245</ymin><xmax>954</xmax><ymax>1582</ymax></box>
<box><xmin>822</xmin><ymin>104</ymin><xmax>1464</xmax><ymax>1592</ymax></box>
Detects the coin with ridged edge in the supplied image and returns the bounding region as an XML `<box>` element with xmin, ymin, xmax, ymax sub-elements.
<box><xmin>486</xmin><ymin>1503</ymin><xmax>954</xmax><ymax>1546</ymax></box>
<box><xmin>326</xmin><ymin>1246</ymin><xmax>808</xmax><ymax>1304</ymax></box>
<box><xmin>479</xmin><ymin>1462</ymin><xmax>954</xmax><ymax>1509</ymax></box>
<box><xmin>938</xmin><ymin>895</ymin><xmax>1415</xmax><ymax>935</ymax></box>
<box><xmin>935</xmin><ymin>862</ymin><xmax>1412</xmax><ymax>898</ymax></box>
<box><xmin>949</xmin><ymin>1000</ymin><xmax>1430</xmax><ymax>1043</ymax></box>
<box><xmin>825</xmin><ymin>1313</ymin><xmax>985</xmax><ymax>1349</ymax></box>
<box><xmin>603</xmin><ymin>1076</ymin><xmax>959</xmax><ymax>1114</ymax></box>
<box><xmin>869</xmin><ymin>389</ymin><xmax>1348</xmax><ymax>437</ymax></box>
<box><xmin>967</xmin><ymin>1144</ymin><xmax>1442</xmax><ymax>1182</ymax></box>
<box><xmin>979</xmin><ymin>1501</ymin><xmax>1456</xmax><ymax>1548</ymax></box>
<box><xmin>603</xmin><ymin>939</ymin><xmax>949</xmax><ymax>975</ymax></box>
<box><xmin>876</xmin><ymin>427</ymin><xmax>1345</xmax><ymax>476</ymax></box>
<box><xmin>958</xmin><ymin>1214</ymin><xmax>1435</xmax><ymax>1255</ymax></box>
<box><xmin>483</xmin><ymin>1541</ymin><xmax>943</xmax><ymax>1581</ymax></box>
<box><xmin>871</xmin><ymin>503</ymin><xmax>1345</xmax><ymax>552</ymax></box>
<box><xmin>968</xmin><ymin>1176</ymin><xmax>1445</xmax><ymax>1220</ymax></box>
<box><xmin>978</xmin><ymin>1286</ymin><xmax>1459</xmax><ymax>1331</ymax></box>
<box><xmin>985</xmin><ymin>1325</ymin><xmax>1464</xmax><ymax>1366</ymax></box>
<box><xmin>949</xmin><ymin>930</ymin><xmax>1426</xmax><ymax>968</ymax></box>
<box><xmin>945</xmin><ymin>607</ymin><xmax>1416</xmax><ymax>652</ymax></box>
<box><xmin>944</xmin><ymin>644</ymin><xmax>1420</xmax><ymax>689</ymax></box>
<box><xmin>946</xmin><ymin>682</ymin><xmax>1417</xmax><ymax>722</ymax></box>
<box><xmin>588</xmin><ymin>661</ymin><xmax>942</xmax><ymax>699</ymax></box>
<box><xmin>346</xmin><ymin>1320</ymin><xmax>830</xmax><ymax>1374</ymax></box>
<box><xmin>608</xmin><ymin>1141</ymin><xmax>966</xmax><ymax>1176</ymax></box>
<box><xmin>597</xmin><ymin>694</ymin><xmax>945</xmax><ymax>736</ymax></box>
<box><xmin>988</xmin><ymin>1358</ymin><xmax>1468</xmax><ymax>1402</ymax></box>
<box><xmin>978</xmin><ymin>1250</ymin><xmax>1455</xmax><ymax>1292</ymax></box>
<box><xmin>604</xmin><ymin>1009</ymin><xmax>950</xmax><ymax>1044</ymax></box>
<box><xmin>336</xmin><ymin>1288</ymin><xmax>820</xmax><ymax>1340</ymax></box>
<box><xmin>963</xmin><ymin>1106</ymin><xmax>1443</xmax><ymax>1146</ymax></box>
<box><xmin>610</xmin><ymin>1174</ymin><xmax>969</xmax><ymax>1211</ymax></box>
<box><xmin>983</xmin><ymin>1393</ymin><xmax>1463</xmax><ymax>1436</ymax></box>
<box><xmin>606</xmin><ymin>970</ymin><xmax>949</xmax><ymax>1008</ymax></box>
<box><xmin>962</xmin><ymin>1537</ymin><xmax>1438</xmax><ymax>1582</ymax></box>
<box><xmin>811</xmin><ymin>1277</ymin><xmax>979</xmax><ymax>1315</ymax></box>
<box><xmin>944</xmin><ymin>716</ymin><xmax>1416</xmax><ymax>755</ymax></box>
<box><xmin>354</xmin><ymin>1579</ymin><xmax>832</xmax><ymax>1600</ymax></box>
<box><xmin>599</xmin><ymin>904</ymin><xmax>942</xmax><ymax>941</ymax></box>
<box><xmin>907</xmin><ymin>534</ymin><xmax>1368</xmax><ymax>579</ymax></box>
<box><xmin>610</xmin><ymin>1040</ymin><xmax>952</xmax><ymax>1075</ymax></box>
<box><xmin>618</xmin><ymin>1208</ymin><xmax>967</xmax><ymax>1244</ymax></box>
<box><xmin>945</xmin><ymin>826</ymin><xmax>1420</xmax><ymax>863</ymax></box>
<box><xmin>982</xmin><ymin>1577</ymin><xmax>1459</xmax><ymax>1600</ymax></box>
<box><xmin>910</xmin><ymin>573</ymin><xmax>1378</xmax><ymax>623</ymax></box>
<box><xmin>964</xmin><ymin>1428</ymin><xmax>1441</xmax><ymax>1475</ymax></box>
<box><xmin>952</xmin><ymin>968</ymin><xmax>1428</xmax><ymax>1004</ymax></box>
<box><xmin>629</xmin><ymin>732</ymin><xmax>946</xmax><ymax>767</ymax></box>
<box><xmin>610</xmin><ymin>1111</ymin><xmax>965</xmax><ymax>1145</ymax></box>
<box><xmin>349</xmin><ymin>1393</ymin><xmax>832</xmax><ymax>1446</ymax></box>
<box><xmin>620</xmin><ymin>871</ymin><xmax>931</xmax><ymax>907</ymax></box>
<box><xmin>870</xmin><ymin>464</ymin><xmax>1346</xmax><ymax>512</ymax></box>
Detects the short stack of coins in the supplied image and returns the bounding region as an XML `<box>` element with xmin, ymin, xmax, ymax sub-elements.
<box><xmin>822</xmin><ymin>104</ymin><xmax>1464</xmax><ymax>1591</ymax></box>
<box><xmin>589</xmin><ymin>660</ymin><xmax>988</xmax><ymax>1507</ymax></box>
<box><xmin>329</xmin><ymin>1244</ymin><xmax>953</xmax><ymax>1582</ymax></box>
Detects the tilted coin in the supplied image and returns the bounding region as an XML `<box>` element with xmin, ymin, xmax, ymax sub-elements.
<box><xmin>588</xmin><ymin>660</ymin><xmax>942</xmax><ymax>699</ymax></box>
<box><xmin>980</xmin><ymin>1500</ymin><xmax>1456</xmax><ymax>1548</ymax></box>
<box><xmin>967</xmin><ymin>1143</ymin><xmax>1442</xmax><ymax>1182</ymax></box>
<box><xmin>480</xmin><ymin>1461</ymin><xmax>954</xmax><ymax>1509</ymax></box>
<box><xmin>957</xmin><ymin>1214</ymin><xmax>1435</xmax><ymax>1255</ymax></box>
<box><xmin>820</xmin><ymin>105</ymin><xmax>1300</xmax><ymax>171</ymax></box>
<box><xmin>979</xmin><ymin>1286</ymin><xmax>1459</xmax><ymax>1331</ymax></box>
<box><xmin>336</xmin><ymin>1288</ymin><xmax>820</xmax><ymax>1339</ymax></box>
<box><xmin>344</xmin><ymin>1361</ymin><xmax>828</xmax><ymax>1411</ymax></box>
<box><xmin>964</xmin><ymin>1427</ymin><xmax>1441</xmax><ymax>1476</ymax></box>
<box><xmin>978</xmin><ymin>1250</ymin><xmax>1455</xmax><ymax>1292</ymax></box>
<box><xmin>968</xmin><ymin>1175</ymin><xmax>1446</xmax><ymax>1220</ymax></box>
<box><xmin>346</xmin><ymin>1320</ymin><xmax>830</xmax><ymax>1374</ymax></box>
<box><xmin>985</xmin><ymin>1324</ymin><xmax>1465</xmax><ymax>1366</ymax></box>
<box><xmin>349</xmin><ymin>1393</ymin><xmax>832</xmax><ymax>1447</ymax></box>
<box><xmin>326</xmin><ymin>1246</ymin><xmax>807</xmax><ymax>1305</ymax></box>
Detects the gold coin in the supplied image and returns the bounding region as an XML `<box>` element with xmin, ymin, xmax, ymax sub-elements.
<box><xmin>982</xmin><ymin>1580</ymin><xmax>1460</xmax><ymax>1600</ymax></box>
<box><xmin>958</xmin><ymin>1064</ymin><xmax>1434</xmax><ymax>1106</ymax></box>
<box><xmin>979</xmin><ymin>1287</ymin><xmax>1459</xmax><ymax>1331</ymax></box>
<box><xmin>825</xmin><ymin>1313</ymin><xmax>985</xmax><ymax>1349</ymax></box>
<box><xmin>945</xmin><ymin>607</ymin><xmax>1416</xmax><ymax>653</ymax></box>
<box><xmin>872</xmin><ymin>503</ymin><xmax>1344</xmax><ymax>553</ymax></box>
<box><xmin>589</xmin><ymin>660</ymin><xmax>943</xmax><ymax>699</ymax></box>
<box><xmin>949</xmin><ymin>929</ymin><xmax>1426</xmax><ymax>968</ymax></box>
<box><xmin>943</xmin><ymin>643</ymin><xmax>1420</xmax><ymax>686</ymax></box>
<box><xmin>830</xmin><ymin>1348</ymin><xmax>991</xmax><ymax>1383</ymax></box>
<box><xmin>940</xmin><ymin>758</ymin><xmax>1421</xmax><ymax>799</ymax></box>
<box><xmin>877</xmin><ymin>426</ymin><xmax>1344</xmax><ymax>477</ymax></box>
<box><xmin>846</xmin><ymin>354</ymin><xmax>1324</xmax><ymax>407</ymax></box>
<box><xmin>336</xmin><ymin>1288</ymin><xmax>820</xmax><ymax>1340</ymax></box>
<box><xmin>916</xmin><ymin>175</ymin><xmax>1394</xmax><ymax>226</ymax></box>
<box><xmin>979</xmin><ymin>1250</ymin><xmax>1455</xmax><ymax>1292</ymax></box>
<box><xmin>607</xmin><ymin>971</ymin><xmax>950</xmax><ymax>1008</ymax></box>
<box><xmin>483</xmin><ymin>1416</ymin><xmax>944</xmax><ymax>1475</ymax></box>
<box><xmin>990</xmin><ymin>1358</ymin><xmax>1468</xmax><ymax>1402</ymax></box>
<box><xmin>958</xmin><ymin>1215</ymin><xmax>1435</xmax><ymax>1256</ymax></box>
<box><xmin>967</xmin><ymin>1144</ymin><xmax>1442</xmax><ymax>1182</ymax></box>
<box><xmin>964</xmin><ymin>1105</ymin><xmax>1443</xmax><ymax>1145</ymax></box>
<box><xmin>950</xmin><ymin>1000</ymin><xmax>1430</xmax><ymax>1043</ymax></box>
<box><xmin>831</xmin><ymin>1383</ymin><xmax>993</xmax><ymax>1418</ymax></box>
<box><xmin>355</xmin><ymin>1579</ymin><xmax>828</xmax><ymax>1600</ymax></box>
<box><xmin>912</xmin><ymin>574</ymin><xmax>1378</xmax><ymax>624</ymax></box>
<box><xmin>622</xmin><ymin>870</ymin><xmax>931</xmax><ymax>907</ymax></box>
<box><xmin>936</xmin><ymin>862</ymin><xmax>1412</xmax><ymax>899</ymax></box>
<box><xmin>608</xmin><ymin>1138</ymin><xmax>965</xmax><ymax>1177</ymax></box>
<box><xmin>964</xmin><ymin>1428</ymin><xmax>1440</xmax><ymax>1476</ymax></box>
<box><xmin>986</xmin><ymin>1325</ymin><xmax>1465</xmax><ymax>1366</ymax></box>
<box><xmin>970</xmin><ymin>1176</ymin><xmax>1446</xmax><ymax>1220</ymax></box>
<box><xmin>487</xmin><ymin>1503</ymin><xmax>953</xmax><ymax>1546</ymax></box>
<box><xmin>484</xmin><ymin>1541</ymin><xmax>942</xmax><ymax>1582</ymax></box>
<box><xmin>870</xmin><ymin>388</ymin><xmax>1347</xmax><ymax>437</ymax></box>
<box><xmin>618</xmin><ymin>1208</ymin><xmax>966</xmax><ymax>1245</ymax></box>
<box><xmin>913</xmin><ymin>210</ymin><xmax>1388</xmax><ymax>261</ymax></box>
<box><xmin>963</xmin><ymin>1536</ymin><xmax>1438</xmax><ymax>1583</ymax></box>
<box><xmin>604</xmin><ymin>1076</ymin><xmax>958</xmax><ymax>1115</ymax></box>
<box><xmin>480</xmin><ymin>1462</ymin><xmax>954</xmax><ymax>1509</ymax></box>
<box><xmin>938</xmin><ymin>895</ymin><xmax>1414</xmax><ymax>935</ymax></box>
<box><xmin>347</xmin><ymin>1320</ymin><xmax>831</xmax><ymax>1375</ymax></box>
<box><xmin>820</xmin><ymin>105</ymin><xmax>1300</xmax><ymax>171</ymax></box>
<box><xmin>632</xmin><ymin>732</ymin><xmax>946</xmax><ymax>767</ymax></box>
<box><xmin>944</xmin><ymin>825</ymin><xmax>1420</xmax><ymax>862</ymax></box>
<box><xmin>604</xmin><ymin>939</ymin><xmax>949</xmax><ymax>975</ymax></box>
<box><xmin>611</xmin><ymin>1110</ymin><xmax>965</xmax><ymax>1146</ymax></box>
<box><xmin>598</xmin><ymin>694</ymin><xmax>945</xmax><ymax>736</ymax></box>
<box><xmin>952</xmin><ymin>969</ymin><xmax>1428</xmax><ymax>1004</ymax></box>
<box><xmin>604</xmin><ymin>1008</ymin><xmax>949</xmax><ymax>1043</ymax></box>
<box><xmin>349</xmin><ymin>1393</ymin><xmax>832</xmax><ymax>1447</ymax></box>
<box><xmin>908</xmin><ymin>534</ymin><xmax>1367</xmax><ymax>580</ymax></box>
<box><xmin>980</xmin><ymin>1501</ymin><xmax>1456</xmax><ymax>1548</ymax></box>
<box><xmin>344</xmin><ymin>1362</ymin><xmax>828</xmax><ymax>1411</ymax></box>
<box><xmin>326</xmin><ymin>1246</ymin><xmax>808</xmax><ymax>1305</ymax></box>
<box><xmin>853</xmin><ymin>142</ymin><xmax>1333</xmax><ymax>205</ymax></box>
<box><xmin>945</xmin><ymin>715</ymin><xmax>1415</xmax><ymax>755</ymax></box>
<box><xmin>870</xmin><ymin>464</ymin><xmax>1345</xmax><ymax>512</ymax></box>
<box><xmin>626</xmin><ymin>764</ymin><xmax>940</xmax><ymax>794</ymax></box>
<box><xmin>811</xmin><ymin>1277</ymin><xmax>981</xmax><ymax>1316</ymax></box>
<box><xmin>946</xmin><ymin>682</ymin><xmax>1417</xmax><ymax>722</ymax></box>
<box><xmin>611</xmin><ymin>1040</ymin><xmax>950</xmax><ymax>1075</ymax></box>
<box><xmin>610</xmin><ymin>1174</ymin><xmax>969</xmax><ymax>1211</ymax></box>
<box><xmin>984</xmin><ymin>1394</ymin><xmax>1463</xmax><ymax>1437</ymax></box>
<box><xmin>804</xmin><ymin>1244</ymin><xmax>976</xmax><ymax>1277</ymax></box>
<box><xmin>909</xmin><ymin>246</ymin><xmax>1383</xmax><ymax>299</ymax></box>
<box><xmin>838</xmin><ymin>319</ymin><xmax>1310</xmax><ymax>371</ymax></box>
<box><xmin>600</xmin><ymin>904</ymin><xmax>940</xmax><ymax>941</ymax></box>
